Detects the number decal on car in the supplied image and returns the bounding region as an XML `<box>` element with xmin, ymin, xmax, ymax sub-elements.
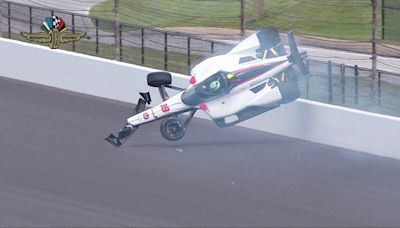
<box><xmin>161</xmin><ymin>104</ymin><xmax>170</xmax><ymax>112</ymax></box>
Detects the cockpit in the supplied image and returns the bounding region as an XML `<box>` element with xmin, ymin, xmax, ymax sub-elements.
<box><xmin>181</xmin><ymin>60</ymin><xmax>281</xmax><ymax>107</ymax></box>
<box><xmin>181</xmin><ymin>71</ymin><xmax>231</xmax><ymax>106</ymax></box>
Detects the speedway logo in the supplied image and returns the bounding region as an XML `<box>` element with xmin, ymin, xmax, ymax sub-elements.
<box><xmin>21</xmin><ymin>16</ymin><xmax>86</xmax><ymax>49</ymax></box>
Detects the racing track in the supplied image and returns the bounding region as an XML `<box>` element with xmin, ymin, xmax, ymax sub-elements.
<box><xmin>1</xmin><ymin>76</ymin><xmax>400</xmax><ymax>227</ymax></box>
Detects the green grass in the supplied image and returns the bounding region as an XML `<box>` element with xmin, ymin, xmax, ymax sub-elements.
<box><xmin>90</xmin><ymin>0</ymin><xmax>380</xmax><ymax>41</ymax></box>
<box><xmin>382</xmin><ymin>8</ymin><xmax>400</xmax><ymax>41</ymax></box>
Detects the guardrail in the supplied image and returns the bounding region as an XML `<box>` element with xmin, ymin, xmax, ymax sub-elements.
<box><xmin>1</xmin><ymin>37</ymin><xmax>399</xmax><ymax>159</ymax></box>
<box><xmin>0</xmin><ymin>1</ymin><xmax>399</xmax><ymax>117</ymax></box>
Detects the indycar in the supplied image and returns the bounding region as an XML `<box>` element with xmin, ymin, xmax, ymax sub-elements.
<box><xmin>105</xmin><ymin>27</ymin><xmax>308</xmax><ymax>147</ymax></box>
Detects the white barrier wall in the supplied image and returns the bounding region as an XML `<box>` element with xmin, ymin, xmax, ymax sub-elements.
<box><xmin>1</xmin><ymin>38</ymin><xmax>400</xmax><ymax>159</ymax></box>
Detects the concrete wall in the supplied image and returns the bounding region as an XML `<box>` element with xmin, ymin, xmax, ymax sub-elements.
<box><xmin>242</xmin><ymin>100</ymin><xmax>400</xmax><ymax>159</ymax></box>
<box><xmin>1</xmin><ymin>38</ymin><xmax>399</xmax><ymax>159</ymax></box>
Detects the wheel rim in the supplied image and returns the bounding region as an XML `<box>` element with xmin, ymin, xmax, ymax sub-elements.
<box><xmin>161</xmin><ymin>118</ymin><xmax>185</xmax><ymax>140</ymax></box>
<box><xmin>167</xmin><ymin>122</ymin><xmax>181</xmax><ymax>136</ymax></box>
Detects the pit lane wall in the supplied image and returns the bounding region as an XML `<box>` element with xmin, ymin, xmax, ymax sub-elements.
<box><xmin>1</xmin><ymin>38</ymin><xmax>399</xmax><ymax>159</ymax></box>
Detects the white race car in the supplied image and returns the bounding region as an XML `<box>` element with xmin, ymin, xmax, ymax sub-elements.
<box><xmin>105</xmin><ymin>27</ymin><xmax>308</xmax><ymax>147</ymax></box>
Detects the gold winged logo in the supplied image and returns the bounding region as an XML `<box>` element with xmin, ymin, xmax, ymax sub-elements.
<box><xmin>21</xmin><ymin>16</ymin><xmax>86</xmax><ymax>49</ymax></box>
<box><xmin>20</xmin><ymin>32</ymin><xmax>51</xmax><ymax>43</ymax></box>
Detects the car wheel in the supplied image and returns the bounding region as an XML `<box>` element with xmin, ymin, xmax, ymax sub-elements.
<box><xmin>160</xmin><ymin>117</ymin><xmax>186</xmax><ymax>141</ymax></box>
<box><xmin>147</xmin><ymin>72</ymin><xmax>172</xmax><ymax>87</ymax></box>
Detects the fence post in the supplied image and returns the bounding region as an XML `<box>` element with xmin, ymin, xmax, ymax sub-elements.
<box><xmin>354</xmin><ymin>65</ymin><xmax>359</xmax><ymax>105</ymax></box>
<box><xmin>141</xmin><ymin>28</ymin><xmax>144</xmax><ymax>65</ymax></box>
<box><xmin>95</xmin><ymin>18</ymin><xmax>99</xmax><ymax>55</ymax></box>
<box><xmin>72</xmin><ymin>14</ymin><xmax>75</xmax><ymax>51</ymax></box>
<box><xmin>164</xmin><ymin>32</ymin><xmax>168</xmax><ymax>70</ymax></box>
<box><xmin>328</xmin><ymin>61</ymin><xmax>333</xmax><ymax>103</ymax></box>
<box><xmin>340</xmin><ymin>64</ymin><xmax>346</xmax><ymax>104</ymax></box>
<box><xmin>306</xmin><ymin>59</ymin><xmax>310</xmax><ymax>98</ymax></box>
<box><xmin>29</xmin><ymin>6</ymin><xmax>32</xmax><ymax>33</ymax></box>
<box><xmin>119</xmin><ymin>24</ymin><xmax>122</xmax><ymax>61</ymax></box>
<box><xmin>0</xmin><ymin>2</ymin><xmax>2</xmax><ymax>36</ymax></box>
<box><xmin>7</xmin><ymin>2</ymin><xmax>10</xmax><ymax>39</ymax></box>
<box><xmin>51</xmin><ymin>10</ymin><xmax>53</xmax><ymax>17</ymax></box>
<box><xmin>187</xmin><ymin>37</ymin><xmax>191</xmax><ymax>74</ymax></box>
<box><xmin>378</xmin><ymin>72</ymin><xmax>381</xmax><ymax>106</ymax></box>
<box><xmin>382</xmin><ymin>0</ymin><xmax>385</xmax><ymax>39</ymax></box>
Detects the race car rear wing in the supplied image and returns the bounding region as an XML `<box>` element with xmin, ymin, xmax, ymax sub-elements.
<box><xmin>288</xmin><ymin>31</ymin><xmax>309</xmax><ymax>76</ymax></box>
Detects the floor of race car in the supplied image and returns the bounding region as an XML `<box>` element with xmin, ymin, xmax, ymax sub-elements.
<box><xmin>1</xmin><ymin>76</ymin><xmax>400</xmax><ymax>227</ymax></box>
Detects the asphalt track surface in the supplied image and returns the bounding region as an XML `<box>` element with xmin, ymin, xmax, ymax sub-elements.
<box><xmin>1</xmin><ymin>76</ymin><xmax>400</xmax><ymax>227</ymax></box>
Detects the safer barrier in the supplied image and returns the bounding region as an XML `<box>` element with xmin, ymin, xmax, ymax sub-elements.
<box><xmin>1</xmin><ymin>38</ymin><xmax>399</xmax><ymax>159</ymax></box>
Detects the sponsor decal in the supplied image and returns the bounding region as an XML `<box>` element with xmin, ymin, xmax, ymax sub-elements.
<box><xmin>143</xmin><ymin>112</ymin><xmax>149</xmax><ymax>120</ymax></box>
<box><xmin>250</xmin><ymin>77</ymin><xmax>268</xmax><ymax>87</ymax></box>
<box><xmin>160</xmin><ymin>104</ymin><xmax>170</xmax><ymax>112</ymax></box>
<box><xmin>189</xmin><ymin>75</ymin><xmax>197</xmax><ymax>84</ymax></box>
<box><xmin>199</xmin><ymin>103</ymin><xmax>208</xmax><ymax>111</ymax></box>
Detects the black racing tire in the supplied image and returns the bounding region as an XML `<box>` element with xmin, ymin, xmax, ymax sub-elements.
<box><xmin>147</xmin><ymin>72</ymin><xmax>172</xmax><ymax>87</ymax></box>
<box><xmin>160</xmin><ymin>117</ymin><xmax>186</xmax><ymax>141</ymax></box>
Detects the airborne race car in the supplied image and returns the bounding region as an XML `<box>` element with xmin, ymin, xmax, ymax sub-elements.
<box><xmin>105</xmin><ymin>27</ymin><xmax>308</xmax><ymax>147</ymax></box>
